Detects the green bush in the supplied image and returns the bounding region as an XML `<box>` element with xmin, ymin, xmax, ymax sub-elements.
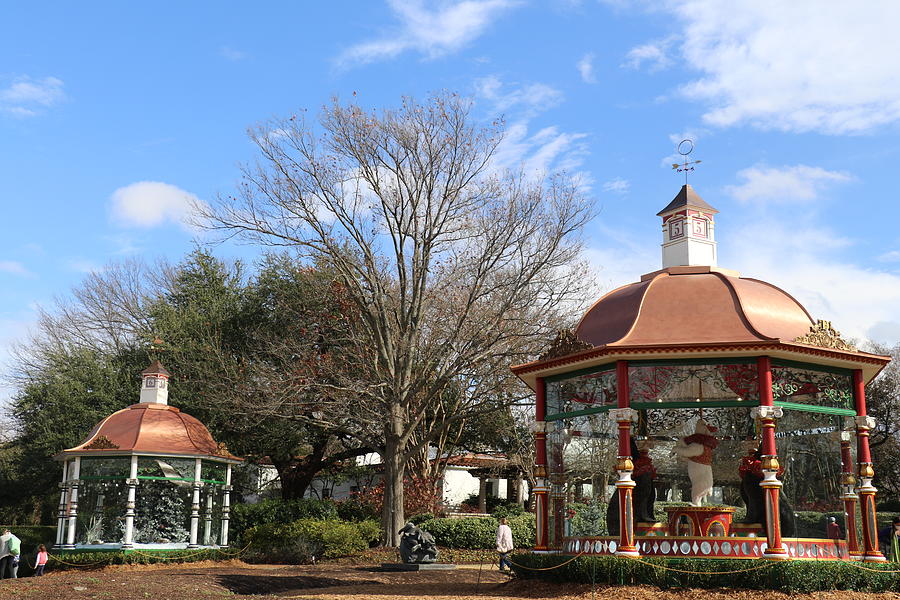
<box><xmin>420</xmin><ymin>514</ymin><xmax>535</xmax><ymax>549</ymax></box>
<box><xmin>335</xmin><ymin>496</ymin><xmax>379</xmax><ymax>522</ymax></box>
<box><xmin>47</xmin><ymin>548</ymin><xmax>237</xmax><ymax>572</ymax></box>
<box><xmin>244</xmin><ymin>518</ymin><xmax>380</xmax><ymax>563</ymax></box>
<box><xmin>409</xmin><ymin>512</ymin><xmax>434</xmax><ymax>525</ymax></box>
<box><xmin>511</xmin><ymin>553</ymin><xmax>900</xmax><ymax>592</ymax></box>
<box><xmin>230</xmin><ymin>499</ymin><xmax>339</xmax><ymax>544</ymax></box>
<box><xmin>491</xmin><ymin>502</ymin><xmax>525</xmax><ymax>519</ymax></box>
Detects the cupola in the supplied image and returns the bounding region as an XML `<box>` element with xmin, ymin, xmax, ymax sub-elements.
<box><xmin>657</xmin><ymin>184</ymin><xmax>718</xmax><ymax>268</ymax></box>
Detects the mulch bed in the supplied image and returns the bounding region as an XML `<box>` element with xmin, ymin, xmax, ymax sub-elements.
<box><xmin>0</xmin><ymin>560</ymin><xmax>898</xmax><ymax>600</ymax></box>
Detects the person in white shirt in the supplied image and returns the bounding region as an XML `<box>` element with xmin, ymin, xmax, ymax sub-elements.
<box><xmin>495</xmin><ymin>517</ymin><xmax>514</xmax><ymax>571</ymax></box>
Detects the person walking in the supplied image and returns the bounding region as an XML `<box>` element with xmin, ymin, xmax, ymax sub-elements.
<box><xmin>6</xmin><ymin>531</ymin><xmax>20</xmax><ymax>579</ymax></box>
<box><xmin>0</xmin><ymin>529</ymin><xmax>11</xmax><ymax>579</ymax></box>
<box><xmin>496</xmin><ymin>517</ymin><xmax>514</xmax><ymax>572</ymax></box>
<box><xmin>35</xmin><ymin>544</ymin><xmax>48</xmax><ymax>576</ymax></box>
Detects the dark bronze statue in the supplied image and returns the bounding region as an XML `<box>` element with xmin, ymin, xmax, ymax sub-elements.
<box><xmin>738</xmin><ymin>447</ymin><xmax>796</xmax><ymax>537</ymax></box>
<box><xmin>607</xmin><ymin>437</ymin><xmax>657</xmax><ymax>535</ymax></box>
<box><xmin>398</xmin><ymin>522</ymin><xmax>438</xmax><ymax>564</ymax></box>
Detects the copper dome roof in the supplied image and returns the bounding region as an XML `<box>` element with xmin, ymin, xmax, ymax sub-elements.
<box><xmin>576</xmin><ymin>266</ymin><xmax>815</xmax><ymax>347</ymax></box>
<box><xmin>61</xmin><ymin>403</ymin><xmax>237</xmax><ymax>460</ymax></box>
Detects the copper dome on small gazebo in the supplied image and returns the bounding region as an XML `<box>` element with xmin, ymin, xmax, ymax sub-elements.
<box><xmin>54</xmin><ymin>362</ymin><xmax>240</xmax><ymax>552</ymax></box>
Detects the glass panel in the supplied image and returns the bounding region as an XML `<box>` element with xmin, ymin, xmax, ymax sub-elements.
<box><xmin>547</xmin><ymin>368</ymin><xmax>616</xmax><ymax>416</ymax></box>
<box><xmin>80</xmin><ymin>457</ymin><xmax>130</xmax><ymax>479</ymax></box>
<box><xmin>75</xmin><ymin>479</ymin><xmax>128</xmax><ymax>544</ymax></box>
<box><xmin>138</xmin><ymin>457</ymin><xmax>197</xmax><ymax>481</ymax></box>
<box><xmin>201</xmin><ymin>460</ymin><xmax>227</xmax><ymax>484</ymax></box>
<box><xmin>771</xmin><ymin>364</ymin><xmax>853</xmax><ymax>410</ymax></box>
<box><xmin>629</xmin><ymin>362</ymin><xmax>759</xmax><ymax>405</ymax></box>
<box><xmin>133</xmin><ymin>479</ymin><xmax>192</xmax><ymax>544</ymax></box>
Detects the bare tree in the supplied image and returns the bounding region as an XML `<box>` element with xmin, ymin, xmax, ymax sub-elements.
<box><xmin>198</xmin><ymin>93</ymin><xmax>594</xmax><ymax>544</ymax></box>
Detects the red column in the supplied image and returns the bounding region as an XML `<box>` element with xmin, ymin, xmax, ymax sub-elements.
<box><xmin>756</xmin><ymin>357</ymin><xmax>787</xmax><ymax>559</ymax></box>
<box><xmin>853</xmin><ymin>369</ymin><xmax>885</xmax><ymax>562</ymax></box>
<box><xmin>613</xmin><ymin>360</ymin><xmax>639</xmax><ymax>557</ymax></box>
<box><xmin>533</xmin><ymin>377</ymin><xmax>550</xmax><ymax>551</ymax></box>
<box><xmin>839</xmin><ymin>434</ymin><xmax>861</xmax><ymax>556</ymax></box>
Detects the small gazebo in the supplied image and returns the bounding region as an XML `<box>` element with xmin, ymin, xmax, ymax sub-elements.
<box><xmin>53</xmin><ymin>361</ymin><xmax>242</xmax><ymax>551</ymax></box>
<box><xmin>513</xmin><ymin>185</ymin><xmax>891</xmax><ymax>562</ymax></box>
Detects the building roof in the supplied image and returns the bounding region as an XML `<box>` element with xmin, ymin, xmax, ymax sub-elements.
<box><xmin>59</xmin><ymin>403</ymin><xmax>239</xmax><ymax>461</ymax></box>
<box><xmin>656</xmin><ymin>184</ymin><xmax>718</xmax><ymax>216</ymax></box>
<box><xmin>575</xmin><ymin>266</ymin><xmax>814</xmax><ymax>347</ymax></box>
<box><xmin>141</xmin><ymin>360</ymin><xmax>170</xmax><ymax>376</ymax></box>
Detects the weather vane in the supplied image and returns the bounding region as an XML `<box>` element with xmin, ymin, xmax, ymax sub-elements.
<box><xmin>672</xmin><ymin>139</ymin><xmax>701</xmax><ymax>185</ymax></box>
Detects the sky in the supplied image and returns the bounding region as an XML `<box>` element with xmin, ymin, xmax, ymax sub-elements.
<box><xmin>3</xmin><ymin>0</ymin><xmax>900</xmax><ymax>403</ymax></box>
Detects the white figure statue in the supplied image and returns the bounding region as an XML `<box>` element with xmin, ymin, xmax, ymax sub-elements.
<box><xmin>673</xmin><ymin>419</ymin><xmax>719</xmax><ymax>506</ymax></box>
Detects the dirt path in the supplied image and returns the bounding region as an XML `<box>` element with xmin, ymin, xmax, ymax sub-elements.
<box><xmin>0</xmin><ymin>561</ymin><xmax>897</xmax><ymax>600</ymax></box>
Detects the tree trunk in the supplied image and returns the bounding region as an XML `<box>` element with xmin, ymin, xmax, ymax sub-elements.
<box><xmin>478</xmin><ymin>478</ymin><xmax>487</xmax><ymax>513</ymax></box>
<box><xmin>382</xmin><ymin>429</ymin><xmax>406</xmax><ymax>547</ymax></box>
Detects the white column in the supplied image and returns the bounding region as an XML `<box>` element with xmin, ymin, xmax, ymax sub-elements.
<box><xmin>203</xmin><ymin>488</ymin><xmax>213</xmax><ymax>546</ymax></box>
<box><xmin>188</xmin><ymin>458</ymin><xmax>202</xmax><ymax>548</ymax></box>
<box><xmin>54</xmin><ymin>460</ymin><xmax>69</xmax><ymax>549</ymax></box>
<box><xmin>123</xmin><ymin>455</ymin><xmax>139</xmax><ymax>548</ymax></box>
<box><xmin>220</xmin><ymin>464</ymin><xmax>232</xmax><ymax>548</ymax></box>
<box><xmin>64</xmin><ymin>457</ymin><xmax>81</xmax><ymax>548</ymax></box>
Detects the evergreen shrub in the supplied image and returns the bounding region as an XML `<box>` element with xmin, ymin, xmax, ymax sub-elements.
<box><xmin>420</xmin><ymin>514</ymin><xmax>535</xmax><ymax>549</ymax></box>
<box><xmin>230</xmin><ymin>499</ymin><xmax>338</xmax><ymax>544</ymax></box>
<box><xmin>243</xmin><ymin>518</ymin><xmax>380</xmax><ymax>563</ymax></box>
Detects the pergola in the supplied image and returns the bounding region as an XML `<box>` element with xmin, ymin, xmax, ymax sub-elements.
<box><xmin>512</xmin><ymin>186</ymin><xmax>891</xmax><ymax>562</ymax></box>
<box><xmin>54</xmin><ymin>362</ymin><xmax>242</xmax><ymax>551</ymax></box>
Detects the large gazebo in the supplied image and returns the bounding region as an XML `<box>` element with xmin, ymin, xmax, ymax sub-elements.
<box><xmin>54</xmin><ymin>361</ymin><xmax>242</xmax><ymax>551</ymax></box>
<box><xmin>512</xmin><ymin>185</ymin><xmax>891</xmax><ymax>562</ymax></box>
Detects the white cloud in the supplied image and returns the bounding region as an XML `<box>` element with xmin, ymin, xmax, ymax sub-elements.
<box><xmin>877</xmin><ymin>251</ymin><xmax>900</xmax><ymax>263</ymax></box>
<box><xmin>219</xmin><ymin>46</ymin><xmax>247</xmax><ymax>61</ymax></box>
<box><xmin>726</xmin><ymin>165</ymin><xmax>852</xmax><ymax>205</ymax></box>
<box><xmin>475</xmin><ymin>76</ymin><xmax>564</xmax><ymax>115</ymax></box>
<box><xmin>723</xmin><ymin>219</ymin><xmax>900</xmax><ymax>344</ymax></box>
<box><xmin>110</xmin><ymin>181</ymin><xmax>204</xmax><ymax>229</ymax></box>
<box><xmin>577</xmin><ymin>53</ymin><xmax>597</xmax><ymax>84</ymax></box>
<box><xmin>0</xmin><ymin>261</ymin><xmax>33</xmax><ymax>278</ymax></box>
<box><xmin>0</xmin><ymin>76</ymin><xmax>65</xmax><ymax>117</ymax></box>
<box><xmin>475</xmin><ymin>76</ymin><xmax>591</xmax><ymax>185</ymax></box>
<box><xmin>623</xmin><ymin>38</ymin><xmax>673</xmax><ymax>72</ymax></box>
<box><xmin>656</xmin><ymin>1</ymin><xmax>900</xmax><ymax>133</ymax></box>
<box><xmin>602</xmin><ymin>178</ymin><xmax>629</xmax><ymax>194</ymax></box>
<box><xmin>337</xmin><ymin>0</ymin><xmax>519</xmax><ymax>67</ymax></box>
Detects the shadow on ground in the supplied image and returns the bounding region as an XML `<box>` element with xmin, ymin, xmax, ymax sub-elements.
<box><xmin>216</xmin><ymin>573</ymin><xmax>384</xmax><ymax>595</ymax></box>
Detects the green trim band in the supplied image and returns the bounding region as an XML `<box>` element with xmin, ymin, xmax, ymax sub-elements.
<box><xmin>545</xmin><ymin>406</ymin><xmax>612</xmax><ymax>421</ymax></box>
<box><xmin>545</xmin><ymin>366</ymin><xmax>615</xmax><ymax>383</ymax></box>
<box><xmin>774</xmin><ymin>401</ymin><xmax>855</xmax><ymax>416</ymax></box>
<box><xmin>632</xmin><ymin>399</ymin><xmax>757</xmax><ymax>410</ymax></box>
<box><xmin>629</xmin><ymin>357</ymin><xmax>758</xmax><ymax>367</ymax></box>
<box><xmin>771</xmin><ymin>358</ymin><xmax>854</xmax><ymax>376</ymax></box>
<box><xmin>137</xmin><ymin>475</ymin><xmax>226</xmax><ymax>484</ymax></box>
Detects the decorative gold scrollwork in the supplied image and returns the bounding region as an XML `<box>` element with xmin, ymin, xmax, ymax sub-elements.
<box><xmin>794</xmin><ymin>319</ymin><xmax>857</xmax><ymax>352</ymax></box>
<box><xmin>539</xmin><ymin>329</ymin><xmax>593</xmax><ymax>361</ymax></box>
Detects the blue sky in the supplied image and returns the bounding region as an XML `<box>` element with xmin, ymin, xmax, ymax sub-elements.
<box><xmin>3</xmin><ymin>0</ymin><xmax>900</xmax><ymax>401</ymax></box>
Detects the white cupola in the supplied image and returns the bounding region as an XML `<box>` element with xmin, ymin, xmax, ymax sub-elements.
<box><xmin>140</xmin><ymin>360</ymin><xmax>170</xmax><ymax>405</ymax></box>
<box><xmin>657</xmin><ymin>184</ymin><xmax>718</xmax><ymax>268</ymax></box>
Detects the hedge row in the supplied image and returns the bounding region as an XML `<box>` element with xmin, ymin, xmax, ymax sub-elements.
<box><xmin>47</xmin><ymin>548</ymin><xmax>240</xmax><ymax>571</ymax></box>
<box><xmin>420</xmin><ymin>514</ymin><xmax>535</xmax><ymax>549</ymax></box>
<box><xmin>511</xmin><ymin>553</ymin><xmax>900</xmax><ymax>593</ymax></box>
<box><xmin>243</xmin><ymin>518</ymin><xmax>381</xmax><ymax>563</ymax></box>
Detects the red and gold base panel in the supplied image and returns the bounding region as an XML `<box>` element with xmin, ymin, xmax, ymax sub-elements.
<box><xmin>562</xmin><ymin>536</ymin><xmax>854</xmax><ymax>560</ymax></box>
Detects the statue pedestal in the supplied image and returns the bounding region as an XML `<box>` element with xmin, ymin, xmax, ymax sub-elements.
<box><xmin>381</xmin><ymin>563</ymin><xmax>457</xmax><ymax>571</ymax></box>
<box><xmin>665</xmin><ymin>506</ymin><xmax>735</xmax><ymax>537</ymax></box>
